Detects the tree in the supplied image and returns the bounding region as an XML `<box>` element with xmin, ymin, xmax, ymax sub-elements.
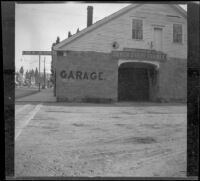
<box><xmin>76</xmin><ymin>28</ymin><xmax>80</xmax><ymax>33</ymax></box>
<box><xmin>68</xmin><ymin>31</ymin><xmax>72</xmax><ymax>38</ymax></box>
<box><xmin>56</xmin><ymin>36</ymin><xmax>60</xmax><ymax>44</ymax></box>
<box><xmin>27</xmin><ymin>70</ymin><xmax>31</xmax><ymax>79</ymax></box>
<box><xmin>15</xmin><ymin>71</ymin><xmax>20</xmax><ymax>82</ymax></box>
<box><xmin>25</xmin><ymin>70</ymin><xmax>29</xmax><ymax>80</ymax></box>
<box><xmin>35</xmin><ymin>68</ymin><xmax>39</xmax><ymax>85</ymax></box>
<box><xmin>35</xmin><ymin>68</ymin><xmax>38</xmax><ymax>77</ymax></box>
<box><xmin>19</xmin><ymin>66</ymin><xmax>24</xmax><ymax>75</ymax></box>
<box><xmin>52</xmin><ymin>42</ymin><xmax>56</xmax><ymax>49</ymax></box>
<box><xmin>31</xmin><ymin>69</ymin><xmax>35</xmax><ymax>77</ymax></box>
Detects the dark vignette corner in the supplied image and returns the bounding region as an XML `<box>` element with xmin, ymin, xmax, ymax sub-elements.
<box><xmin>2</xmin><ymin>1</ymin><xmax>15</xmax><ymax>177</ymax></box>
<box><xmin>187</xmin><ymin>2</ymin><xmax>200</xmax><ymax>177</ymax></box>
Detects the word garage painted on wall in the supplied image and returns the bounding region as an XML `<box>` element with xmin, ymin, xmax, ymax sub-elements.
<box><xmin>60</xmin><ymin>70</ymin><xmax>105</xmax><ymax>81</ymax></box>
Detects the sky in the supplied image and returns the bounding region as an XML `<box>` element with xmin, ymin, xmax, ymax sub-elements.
<box><xmin>15</xmin><ymin>2</ymin><xmax>187</xmax><ymax>73</ymax></box>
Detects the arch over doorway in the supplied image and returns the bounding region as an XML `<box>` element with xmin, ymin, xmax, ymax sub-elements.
<box><xmin>118</xmin><ymin>61</ymin><xmax>159</xmax><ymax>102</ymax></box>
<box><xmin>118</xmin><ymin>60</ymin><xmax>160</xmax><ymax>69</ymax></box>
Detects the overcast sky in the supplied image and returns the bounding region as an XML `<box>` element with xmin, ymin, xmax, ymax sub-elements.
<box><xmin>15</xmin><ymin>2</ymin><xmax>187</xmax><ymax>73</ymax></box>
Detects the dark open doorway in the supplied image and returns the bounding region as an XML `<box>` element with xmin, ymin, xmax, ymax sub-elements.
<box><xmin>118</xmin><ymin>62</ymin><xmax>156</xmax><ymax>102</ymax></box>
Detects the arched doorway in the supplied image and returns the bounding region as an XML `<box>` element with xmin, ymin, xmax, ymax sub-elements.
<box><xmin>118</xmin><ymin>62</ymin><xmax>158</xmax><ymax>102</ymax></box>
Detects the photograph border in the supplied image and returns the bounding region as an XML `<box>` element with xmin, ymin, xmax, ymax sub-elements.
<box><xmin>3</xmin><ymin>1</ymin><xmax>199</xmax><ymax>179</ymax></box>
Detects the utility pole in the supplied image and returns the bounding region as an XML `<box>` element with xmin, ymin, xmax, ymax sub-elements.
<box><xmin>22</xmin><ymin>51</ymin><xmax>52</xmax><ymax>91</ymax></box>
<box><xmin>44</xmin><ymin>57</ymin><xmax>46</xmax><ymax>89</ymax></box>
<box><xmin>39</xmin><ymin>55</ymin><xmax>41</xmax><ymax>91</ymax></box>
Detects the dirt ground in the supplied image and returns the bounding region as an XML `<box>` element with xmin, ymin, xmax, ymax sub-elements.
<box><xmin>15</xmin><ymin>102</ymin><xmax>187</xmax><ymax>177</ymax></box>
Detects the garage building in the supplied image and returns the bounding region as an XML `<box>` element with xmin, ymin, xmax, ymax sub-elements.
<box><xmin>52</xmin><ymin>4</ymin><xmax>187</xmax><ymax>103</ymax></box>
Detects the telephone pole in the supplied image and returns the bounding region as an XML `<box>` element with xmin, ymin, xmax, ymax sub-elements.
<box><xmin>22</xmin><ymin>51</ymin><xmax>52</xmax><ymax>91</ymax></box>
<box><xmin>39</xmin><ymin>55</ymin><xmax>41</xmax><ymax>91</ymax></box>
<box><xmin>44</xmin><ymin>57</ymin><xmax>46</xmax><ymax>89</ymax></box>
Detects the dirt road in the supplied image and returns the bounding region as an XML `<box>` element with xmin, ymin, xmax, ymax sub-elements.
<box><xmin>15</xmin><ymin>102</ymin><xmax>186</xmax><ymax>177</ymax></box>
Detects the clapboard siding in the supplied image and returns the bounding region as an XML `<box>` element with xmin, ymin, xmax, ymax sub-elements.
<box><xmin>60</xmin><ymin>4</ymin><xmax>187</xmax><ymax>59</ymax></box>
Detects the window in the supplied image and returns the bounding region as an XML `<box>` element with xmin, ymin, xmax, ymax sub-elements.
<box><xmin>173</xmin><ymin>24</ymin><xmax>182</xmax><ymax>43</ymax></box>
<box><xmin>132</xmin><ymin>19</ymin><xmax>143</xmax><ymax>40</ymax></box>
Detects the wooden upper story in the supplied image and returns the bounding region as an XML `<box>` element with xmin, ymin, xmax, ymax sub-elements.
<box><xmin>54</xmin><ymin>4</ymin><xmax>187</xmax><ymax>59</ymax></box>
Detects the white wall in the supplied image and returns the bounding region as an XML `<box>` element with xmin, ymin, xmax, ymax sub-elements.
<box><xmin>60</xmin><ymin>4</ymin><xmax>187</xmax><ymax>59</ymax></box>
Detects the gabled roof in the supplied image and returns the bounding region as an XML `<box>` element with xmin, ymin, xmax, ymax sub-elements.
<box><xmin>53</xmin><ymin>4</ymin><xmax>187</xmax><ymax>51</ymax></box>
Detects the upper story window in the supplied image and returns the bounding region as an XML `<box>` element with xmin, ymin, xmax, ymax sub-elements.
<box><xmin>132</xmin><ymin>19</ymin><xmax>143</xmax><ymax>40</ymax></box>
<box><xmin>173</xmin><ymin>24</ymin><xmax>182</xmax><ymax>43</ymax></box>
